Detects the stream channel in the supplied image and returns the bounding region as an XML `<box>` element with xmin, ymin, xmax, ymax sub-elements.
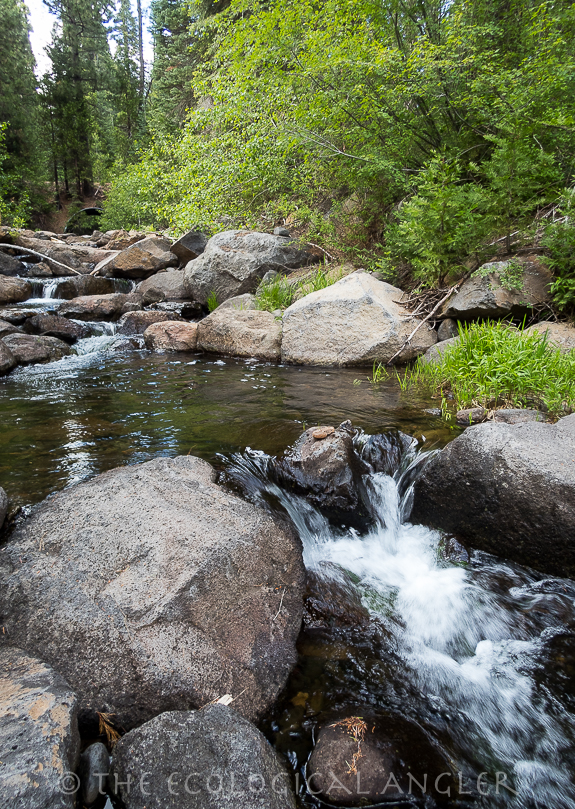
<box><xmin>1</xmin><ymin>277</ymin><xmax>574</xmax><ymax>808</ymax></box>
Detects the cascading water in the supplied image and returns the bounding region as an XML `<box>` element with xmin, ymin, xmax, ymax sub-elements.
<box><xmin>224</xmin><ymin>439</ymin><xmax>575</xmax><ymax>808</ymax></box>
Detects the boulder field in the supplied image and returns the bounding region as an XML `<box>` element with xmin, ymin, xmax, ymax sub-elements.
<box><xmin>0</xmin><ymin>455</ymin><xmax>305</xmax><ymax>729</ymax></box>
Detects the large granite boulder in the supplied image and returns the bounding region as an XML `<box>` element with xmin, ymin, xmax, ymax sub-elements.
<box><xmin>184</xmin><ymin>230</ymin><xmax>316</xmax><ymax>305</ymax></box>
<box><xmin>0</xmin><ymin>647</ymin><xmax>80</xmax><ymax>809</ymax></box>
<box><xmin>282</xmin><ymin>273</ymin><xmax>437</xmax><ymax>366</ymax></box>
<box><xmin>0</xmin><ymin>276</ymin><xmax>31</xmax><ymax>304</ymax></box>
<box><xmin>13</xmin><ymin>235</ymin><xmax>116</xmax><ymax>274</ymax></box>
<box><xmin>1</xmin><ymin>333</ymin><xmax>71</xmax><ymax>364</ymax></box>
<box><xmin>104</xmin><ymin>230</ymin><xmax>147</xmax><ymax>250</ymax></box>
<box><xmin>58</xmin><ymin>293</ymin><xmax>143</xmax><ymax>321</ymax></box>
<box><xmin>439</xmin><ymin>257</ymin><xmax>552</xmax><ymax>320</ymax></box>
<box><xmin>197</xmin><ymin>308</ymin><xmax>282</xmax><ymax>361</ymax></box>
<box><xmin>97</xmin><ymin>236</ymin><xmax>177</xmax><ymax>279</ymax></box>
<box><xmin>411</xmin><ymin>414</ymin><xmax>575</xmax><ymax>577</ymax></box>
<box><xmin>24</xmin><ymin>314</ymin><xmax>89</xmax><ymax>344</ymax></box>
<box><xmin>0</xmin><ymin>250</ymin><xmax>26</xmax><ymax>276</ymax></box>
<box><xmin>0</xmin><ymin>341</ymin><xmax>16</xmax><ymax>375</ymax></box>
<box><xmin>111</xmin><ymin>704</ymin><xmax>296</xmax><ymax>809</ymax></box>
<box><xmin>144</xmin><ymin>321</ymin><xmax>198</xmax><ymax>352</ymax></box>
<box><xmin>170</xmin><ymin>229</ymin><xmax>209</xmax><ymax>264</ymax></box>
<box><xmin>526</xmin><ymin>321</ymin><xmax>575</xmax><ymax>354</ymax></box>
<box><xmin>117</xmin><ymin>309</ymin><xmax>183</xmax><ymax>336</ymax></box>
<box><xmin>137</xmin><ymin>270</ymin><xmax>189</xmax><ymax>304</ymax></box>
<box><xmin>0</xmin><ymin>456</ymin><xmax>305</xmax><ymax>729</ymax></box>
<box><xmin>0</xmin><ymin>487</ymin><xmax>7</xmax><ymax>527</ymax></box>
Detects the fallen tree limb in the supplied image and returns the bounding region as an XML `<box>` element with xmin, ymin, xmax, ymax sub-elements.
<box><xmin>0</xmin><ymin>244</ymin><xmax>84</xmax><ymax>276</ymax></box>
<box><xmin>386</xmin><ymin>280</ymin><xmax>465</xmax><ymax>366</ymax></box>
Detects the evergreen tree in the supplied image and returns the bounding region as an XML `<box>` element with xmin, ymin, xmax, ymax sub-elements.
<box><xmin>112</xmin><ymin>0</ymin><xmax>144</xmax><ymax>162</ymax></box>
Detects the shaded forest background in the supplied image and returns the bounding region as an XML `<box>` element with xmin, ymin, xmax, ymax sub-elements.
<box><xmin>1</xmin><ymin>0</ymin><xmax>575</xmax><ymax>303</ymax></box>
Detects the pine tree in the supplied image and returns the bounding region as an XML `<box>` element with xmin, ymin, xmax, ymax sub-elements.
<box><xmin>112</xmin><ymin>0</ymin><xmax>144</xmax><ymax>163</ymax></box>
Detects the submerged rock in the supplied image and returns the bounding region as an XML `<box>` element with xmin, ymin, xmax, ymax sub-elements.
<box><xmin>144</xmin><ymin>320</ymin><xmax>198</xmax><ymax>352</ymax></box>
<box><xmin>111</xmin><ymin>704</ymin><xmax>296</xmax><ymax>809</ymax></box>
<box><xmin>281</xmin><ymin>273</ymin><xmax>437</xmax><ymax>366</ymax></box>
<box><xmin>0</xmin><ymin>276</ymin><xmax>32</xmax><ymax>304</ymax></box>
<box><xmin>307</xmin><ymin>710</ymin><xmax>454</xmax><ymax>806</ymax></box>
<box><xmin>197</xmin><ymin>308</ymin><xmax>282</xmax><ymax>361</ymax></box>
<box><xmin>184</xmin><ymin>230</ymin><xmax>316</xmax><ymax>305</ymax></box>
<box><xmin>0</xmin><ymin>647</ymin><xmax>80</xmax><ymax>809</ymax></box>
<box><xmin>0</xmin><ymin>456</ymin><xmax>305</xmax><ymax>728</ymax></box>
<box><xmin>412</xmin><ymin>414</ymin><xmax>575</xmax><ymax>577</ymax></box>
<box><xmin>117</xmin><ymin>309</ymin><xmax>183</xmax><ymax>336</ymax></box>
<box><xmin>1</xmin><ymin>333</ymin><xmax>71</xmax><ymax>364</ymax></box>
<box><xmin>0</xmin><ymin>340</ymin><xmax>16</xmax><ymax>375</ymax></box>
<box><xmin>440</xmin><ymin>257</ymin><xmax>551</xmax><ymax>320</ymax></box>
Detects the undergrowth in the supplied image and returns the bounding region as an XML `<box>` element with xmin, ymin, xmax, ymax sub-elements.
<box><xmin>400</xmin><ymin>321</ymin><xmax>575</xmax><ymax>417</ymax></box>
<box><xmin>254</xmin><ymin>267</ymin><xmax>343</xmax><ymax>313</ymax></box>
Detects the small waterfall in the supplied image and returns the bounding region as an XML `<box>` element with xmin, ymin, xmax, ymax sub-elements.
<box><xmin>42</xmin><ymin>280</ymin><xmax>61</xmax><ymax>299</ymax></box>
<box><xmin>224</xmin><ymin>440</ymin><xmax>575</xmax><ymax>808</ymax></box>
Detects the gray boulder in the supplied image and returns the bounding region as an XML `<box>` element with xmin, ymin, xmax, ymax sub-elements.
<box><xmin>0</xmin><ymin>487</ymin><xmax>7</xmax><ymax>527</ymax></box>
<box><xmin>97</xmin><ymin>236</ymin><xmax>178</xmax><ymax>279</ymax></box>
<box><xmin>0</xmin><ymin>341</ymin><xmax>16</xmax><ymax>375</ymax></box>
<box><xmin>0</xmin><ymin>319</ymin><xmax>21</xmax><ymax>337</ymax></box>
<box><xmin>137</xmin><ymin>270</ymin><xmax>189</xmax><ymax>304</ymax></box>
<box><xmin>437</xmin><ymin>317</ymin><xmax>459</xmax><ymax>341</ymax></box>
<box><xmin>0</xmin><ymin>276</ymin><xmax>31</xmax><ymax>304</ymax></box>
<box><xmin>184</xmin><ymin>230</ymin><xmax>316</xmax><ymax>305</ymax></box>
<box><xmin>24</xmin><ymin>314</ymin><xmax>89</xmax><ymax>343</ymax></box>
<box><xmin>411</xmin><ymin>414</ymin><xmax>575</xmax><ymax>576</ymax></box>
<box><xmin>117</xmin><ymin>309</ymin><xmax>183</xmax><ymax>336</ymax></box>
<box><xmin>491</xmin><ymin>408</ymin><xmax>546</xmax><ymax>424</ymax></box>
<box><xmin>420</xmin><ymin>336</ymin><xmax>459</xmax><ymax>365</ymax></box>
<box><xmin>111</xmin><ymin>704</ymin><xmax>296</xmax><ymax>809</ymax></box>
<box><xmin>14</xmin><ymin>235</ymin><xmax>116</xmax><ymax>274</ymax></box>
<box><xmin>0</xmin><ymin>250</ymin><xmax>26</xmax><ymax>276</ymax></box>
<box><xmin>440</xmin><ymin>257</ymin><xmax>552</xmax><ymax>320</ymax></box>
<box><xmin>0</xmin><ymin>647</ymin><xmax>80</xmax><ymax>809</ymax></box>
<box><xmin>217</xmin><ymin>293</ymin><xmax>258</xmax><ymax>311</ymax></box>
<box><xmin>526</xmin><ymin>321</ymin><xmax>575</xmax><ymax>354</ymax></box>
<box><xmin>59</xmin><ymin>293</ymin><xmax>143</xmax><ymax>321</ymax></box>
<box><xmin>144</xmin><ymin>321</ymin><xmax>198</xmax><ymax>352</ymax></box>
<box><xmin>170</xmin><ymin>229</ymin><xmax>209</xmax><ymax>264</ymax></box>
<box><xmin>281</xmin><ymin>273</ymin><xmax>437</xmax><ymax>366</ymax></box>
<box><xmin>197</xmin><ymin>308</ymin><xmax>282</xmax><ymax>361</ymax></box>
<box><xmin>1</xmin><ymin>333</ymin><xmax>71</xmax><ymax>364</ymax></box>
<box><xmin>0</xmin><ymin>456</ymin><xmax>305</xmax><ymax>729</ymax></box>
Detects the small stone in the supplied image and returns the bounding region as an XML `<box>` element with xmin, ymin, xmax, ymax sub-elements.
<box><xmin>79</xmin><ymin>742</ymin><xmax>109</xmax><ymax>806</ymax></box>
<box><xmin>273</xmin><ymin>226</ymin><xmax>291</xmax><ymax>236</ymax></box>
<box><xmin>312</xmin><ymin>426</ymin><xmax>335</xmax><ymax>440</ymax></box>
<box><xmin>456</xmin><ymin>407</ymin><xmax>486</xmax><ymax>425</ymax></box>
<box><xmin>437</xmin><ymin>317</ymin><xmax>459</xmax><ymax>341</ymax></box>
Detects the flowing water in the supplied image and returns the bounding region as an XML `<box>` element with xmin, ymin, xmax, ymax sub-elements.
<box><xmin>1</xmin><ymin>286</ymin><xmax>574</xmax><ymax>808</ymax></box>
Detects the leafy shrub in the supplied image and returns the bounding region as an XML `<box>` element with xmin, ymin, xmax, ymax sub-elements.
<box><xmin>541</xmin><ymin>190</ymin><xmax>575</xmax><ymax>311</ymax></box>
<box><xmin>412</xmin><ymin>320</ymin><xmax>575</xmax><ymax>417</ymax></box>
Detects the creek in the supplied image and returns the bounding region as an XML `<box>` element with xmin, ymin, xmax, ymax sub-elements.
<box><xmin>1</xmin><ymin>279</ymin><xmax>574</xmax><ymax>808</ymax></box>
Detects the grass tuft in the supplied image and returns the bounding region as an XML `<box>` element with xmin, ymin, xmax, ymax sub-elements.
<box><xmin>255</xmin><ymin>274</ymin><xmax>296</xmax><ymax>312</ymax></box>
<box><xmin>407</xmin><ymin>320</ymin><xmax>575</xmax><ymax>417</ymax></box>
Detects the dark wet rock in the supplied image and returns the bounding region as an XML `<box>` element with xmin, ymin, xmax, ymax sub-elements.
<box><xmin>111</xmin><ymin>704</ymin><xmax>296</xmax><ymax>809</ymax></box>
<box><xmin>48</xmin><ymin>276</ymin><xmax>116</xmax><ymax>300</ymax></box>
<box><xmin>412</xmin><ymin>414</ymin><xmax>575</xmax><ymax>577</ymax></box>
<box><xmin>79</xmin><ymin>742</ymin><xmax>109</xmax><ymax>807</ymax></box>
<box><xmin>59</xmin><ymin>293</ymin><xmax>143</xmax><ymax>321</ymax></box>
<box><xmin>0</xmin><ymin>276</ymin><xmax>32</xmax><ymax>304</ymax></box>
<box><xmin>148</xmin><ymin>299</ymin><xmax>203</xmax><ymax>319</ymax></box>
<box><xmin>456</xmin><ymin>407</ymin><xmax>486</xmax><ymax>426</ymax></box>
<box><xmin>304</xmin><ymin>570</ymin><xmax>370</xmax><ymax>629</ymax></box>
<box><xmin>0</xmin><ymin>250</ymin><xmax>26</xmax><ymax>276</ymax></box>
<box><xmin>0</xmin><ymin>455</ymin><xmax>305</xmax><ymax>729</ymax></box>
<box><xmin>421</xmin><ymin>336</ymin><xmax>459</xmax><ymax>365</ymax></box>
<box><xmin>0</xmin><ymin>340</ymin><xmax>16</xmax><ymax>375</ymax></box>
<box><xmin>184</xmin><ymin>230</ymin><xmax>317</xmax><ymax>305</ymax></box>
<box><xmin>170</xmin><ymin>229</ymin><xmax>209</xmax><ymax>264</ymax></box>
<box><xmin>97</xmin><ymin>236</ymin><xmax>177</xmax><ymax>279</ymax></box>
<box><xmin>1</xmin><ymin>333</ymin><xmax>71</xmax><ymax>364</ymax></box>
<box><xmin>24</xmin><ymin>261</ymin><xmax>53</xmax><ymax>277</ymax></box>
<box><xmin>491</xmin><ymin>408</ymin><xmax>546</xmax><ymax>424</ymax></box>
<box><xmin>144</xmin><ymin>320</ymin><xmax>198</xmax><ymax>352</ymax></box>
<box><xmin>274</xmin><ymin>226</ymin><xmax>291</xmax><ymax>237</ymax></box>
<box><xmin>307</xmin><ymin>710</ymin><xmax>454</xmax><ymax>806</ymax></box>
<box><xmin>0</xmin><ymin>306</ymin><xmax>45</xmax><ymax>325</ymax></box>
<box><xmin>137</xmin><ymin>269</ymin><xmax>188</xmax><ymax>304</ymax></box>
<box><xmin>437</xmin><ymin>317</ymin><xmax>459</xmax><ymax>341</ymax></box>
<box><xmin>217</xmin><ymin>292</ymin><xmax>258</xmax><ymax>311</ymax></box>
<box><xmin>117</xmin><ymin>309</ymin><xmax>183</xmax><ymax>336</ymax></box>
<box><xmin>24</xmin><ymin>314</ymin><xmax>89</xmax><ymax>344</ymax></box>
<box><xmin>0</xmin><ymin>319</ymin><xmax>22</xmax><ymax>337</ymax></box>
<box><xmin>0</xmin><ymin>647</ymin><xmax>80</xmax><ymax>809</ymax></box>
<box><xmin>358</xmin><ymin>430</ymin><xmax>414</xmax><ymax>476</ymax></box>
<box><xmin>273</xmin><ymin>422</ymin><xmax>364</xmax><ymax>514</ymax></box>
<box><xmin>440</xmin><ymin>257</ymin><xmax>552</xmax><ymax>320</ymax></box>
<box><xmin>197</xmin><ymin>308</ymin><xmax>282</xmax><ymax>361</ymax></box>
<box><xmin>0</xmin><ymin>487</ymin><xmax>7</xmax><ymax>527</ymax></box>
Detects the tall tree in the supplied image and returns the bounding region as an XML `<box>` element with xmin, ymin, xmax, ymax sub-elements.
<box><xmin>112</xmin><ymin>0</ymin><xmax>144</xmax><ymax>162</ymax></box>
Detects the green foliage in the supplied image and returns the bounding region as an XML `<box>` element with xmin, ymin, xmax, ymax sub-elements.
<box><xmin>473</xmin><ymin>257</ymin><xmax>525</xmax><ymax>292</ymax></box>
<box><xmin>413</xmin><ymin>320</ymin><xmax>575</xmax><ymax>416</ymax></box>
<box><xmin>542</xmin><ymin>190</ymin><xmax>575</xmax><ymax>311</ymax></box>
<box><xmin>207</xmin><ymin>290</ymin><xmax>218</xmax><ymax>311</ymax></box>
<box><xmin>367</xmin><ymin>362</ymin><xmax>389</xmax><ymax>385</ymax></box>
<box><xmin>255</xmin><ymin>275</ymin><xmax>295</xmax><ymax>312</ymax></box>
<box><xmin>296</xmin><ymin>267</ymin><xmax>343</xmax><ymax>296</ymax></box>
<box><xmin>0</xmin><ymin>124</ymin><xmax>32</xmax><ymax>227</ymax></box>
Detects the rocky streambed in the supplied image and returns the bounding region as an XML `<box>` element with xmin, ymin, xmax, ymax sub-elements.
<box><xmin>1</xmin><ymin>227</ymin><xmax>575</xmax><ymax>809</ymax></box>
